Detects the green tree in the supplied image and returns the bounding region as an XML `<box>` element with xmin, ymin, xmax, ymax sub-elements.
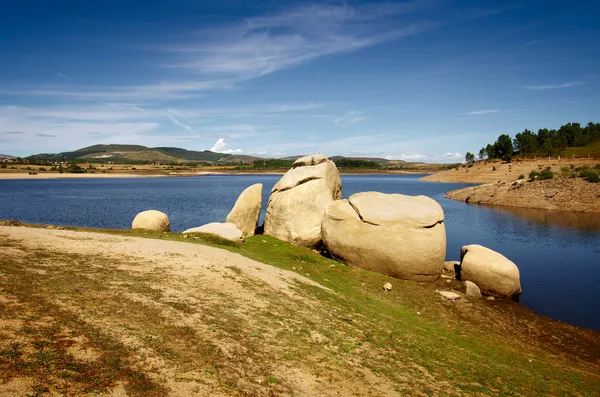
<box><xmin>495</xmin><ymin>134</ymin><xmax>514</xmax><ymax>161</ymax></box>
<box><xmin>465</xmin><ymin>152</ymin><xmax>475</xmax><ymax>163</ymax></box>
<box><xmin>478</xmin><ymin>147</ymin><xmax>486</xmax><ymax>160</ymax></box>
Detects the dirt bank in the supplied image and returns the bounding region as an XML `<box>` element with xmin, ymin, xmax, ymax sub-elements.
<box><xmin>1</xmin><ymin>225</ymin><xmax>599</xmax><ymax>396</ymax></box>
<box><xmin>445</xmin><ymin>176</ymin><xmax>600</xmax><ymax>213</ymax></box>
<box><xmin>421</xmin><ymin>158</ymin><xmax>600</xmax><ymax>184</ymax></box>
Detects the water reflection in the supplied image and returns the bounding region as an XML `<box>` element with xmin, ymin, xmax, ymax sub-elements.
<box><xmin>486</xmin><ymin>205</ymin><xmax>600</xmax><ymax>231</ymax></box>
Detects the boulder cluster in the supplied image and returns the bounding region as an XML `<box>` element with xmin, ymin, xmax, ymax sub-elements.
<box><xmin>131</xmin><ymin>154</ymin><xmax>522</xmax><ymax>299</ymax></box>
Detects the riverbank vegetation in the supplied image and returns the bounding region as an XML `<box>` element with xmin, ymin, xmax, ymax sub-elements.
<box><xmin>477</xmin><ymin>122</ymin><xmax>600</xmax><ymax>161</ymax></box>
<box><xmin>1</xmin><ymin>223</ymin><xmax>599</xmax><ymax>395</ymax></box>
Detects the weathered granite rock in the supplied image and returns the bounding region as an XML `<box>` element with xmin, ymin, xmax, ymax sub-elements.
<box><xmin>460</xmin><ymin>244</ymin><xmax>521</xmax><ymax>298</ymax></box>
<box><xmin>226</xmin><ymin>183</ymin><xmax>262</xmax><ymax>236</ymax></box>
<box><xmin>183</xmin><ymin>222</ymin><xmax>243</xmax><ymax>241</ymax></box>
<box><xmin>437</xmin><ymin>290</ymin><xmax>461</xmax><ymax>300</ymax></box>
<box><xmin>444</xmin><ymin>261</ymin><xmax>460</xmax><ymax>273</ymax></box>
<box><xmin>264</xmin><ymin>154</ymin><xmax>341</xmax><ymax>247</ymax></box>
<box><xmin>132</xmin><ymin>210</ymin><xmax>170</xmax><ymax>232</ymax></box>
<box><xmin>321</xmin><ymin>192</ymin><xmax>446</xmax><ymax>281</ymax></box>
<box><xmin>465</xmin><ymin>280</ymin><xmax>482</xmax><ymax>299</ymax></box>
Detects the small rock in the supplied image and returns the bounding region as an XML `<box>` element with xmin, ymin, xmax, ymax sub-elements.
<box><xmin>486</xmin><ymin>296</ymin><xmax>495</xmax><ymax>301</ymax></box>
<box><xmin>383</xmin><ymin>282</ymin><xmax>392</xmax><ymax>291</ymax></box>
<box><xmin>446</xmin><ymin>279</ymin><xmax>451</xmax><ymax>283</ymax></box>
<box><xmin>183</xmin><ymin>235</ymin><xmax>189</xmax><ymax>239</ymax></box>
<box><xmin>465</xmin><ymin>281</ymin><xmax>482</xmax><ymax>299</ymax></box>
<box><xmin>443</xmin><ymin>261</ymin><xmax>460</xmax><ymax>273</ymax></box>
<box><xmin>437</xmin><ymin>290</ymin><xmax>461</xmax><ymax>301</ymax></box>
<box><xmin>46</xmin><ymin>225</ymin><xmax>57</xmax><ymax>229</ymax></box>
<box><xmin>416</xmin><ymin>312</ymin><xmax>421</xmax><ymax>315</ymax></box>
<box><xmin>440</xmin><ymin>274</ymin><xmax>452</xmax><ymax>279</ymax></box>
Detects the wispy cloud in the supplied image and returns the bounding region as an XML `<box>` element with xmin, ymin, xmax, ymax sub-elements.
<box><xmin>466</xmin><ymin>109</ymin><xmax>499</xmax><ymax>115</ymax></box>
<box><xmin>165</xmin><ymin>3</ymin><xmax>435</xmax><ymax>80</ymax></box>
<box><xmin>2</xmin><ymin>131</ymin><xmax>24</xmax><ymax>134</ymax></box>
<box><xmin>385</xmin><ymin>152</ymin><xmax>426</xmax><ymax>161</ymax></box>
<box><xmin>334</xmin><ymin>111</ymin><xmax>367</xmax><ymax>125</ymax></box>
<box><xmin>55</xmin><ymin>72</ymin><xmax>74</xmax><ymax>82</ymax></box>
<box><xmin>36</xmin><ymin>133</ymin><xmax>57</xmax><ymax>138</ymax></box>
<box><xmin>525</xmin><ymin>82</ymin><xmax>584</xmax><ymax>90</ymax></box>
<box><xmin>166</xmin><ymin>110</ymin><xmax>197</xmax><ymax>134</ymax></box>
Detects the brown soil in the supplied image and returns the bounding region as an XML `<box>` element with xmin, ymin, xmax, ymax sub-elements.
<box><xmin>445</xmin><ymin>176</ymin><xmax>600</xmax><ymax>213</ymax></box>
<box><xmin>421</xmin><ymin>158</ymin><xmax>600</xmax><ymax>184</ymax></box>
<box><xmin>1</xmin><ymin>225</ymin><xmax>599</xmax><ymax>396</ymax></box>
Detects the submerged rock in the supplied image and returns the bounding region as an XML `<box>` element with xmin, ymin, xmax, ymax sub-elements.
<box><xmin>183</xmin><ymin>222</ymin><xmax>243</xmax><ymax>241</ymax></box>
<box><xmin>321</xmin><ymin>192</ymin><xmax>446</xmax><ymax>281</ymax></box>
<box><xmin>132</xmin><ymin>210</ymin><xmax>170</xmax><ymax>232</ymax></box>
<box><xmin>226</xmin><ymin>183</ymin><xmax>262</xmax><ymax>236</ymax></box>
<box><xmin>460</xmin><ymin>244</ymin><xmax>521</xmax><ymax>299</ymax></box>
<box><xmin>264</xmin><ymin>154</ymin><xmax>341</xmax><ymax>247</ymax></box>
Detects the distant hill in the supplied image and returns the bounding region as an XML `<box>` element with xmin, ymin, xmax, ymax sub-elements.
<box><xmin>24</xmin><ymin>144</ymin><xmax>441</xmax><ymax>167</ymax></box>
<box><xmin>329</xmin><ymin>156</ymin><xmax>404</xmax><ymax>165</ymax></box>
<box><xmin>0</xmin><ymin>154</ymin><xmax>15</xmax><ymax>159</ymax></box>
<box><xmin>27</xmin><ymin>144</ymin><xmax>262</xmax><ymax>164</ymax></box>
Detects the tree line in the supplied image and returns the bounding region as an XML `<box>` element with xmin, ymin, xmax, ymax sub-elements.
<box><xmin>465</xmin><ymin>122</ymin><xmax>600</xmax><ymax>163</ymax></box>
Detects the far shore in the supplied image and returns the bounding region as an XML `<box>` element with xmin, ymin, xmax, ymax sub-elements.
<box><xmin>0</xmin><ymin>169</ymin><xmax>430</xmax><ymax>180</ymax></box>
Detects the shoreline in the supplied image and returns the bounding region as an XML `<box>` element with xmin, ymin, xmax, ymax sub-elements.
<box><xmin>445</xmin><ymin>177</ymin><xmax>600</xmax><ymax>214</ymax></box>
<box><xmin>0</xmin><ymin>169</ymin><xmax>430</xmax><ymax>180</ymax></box>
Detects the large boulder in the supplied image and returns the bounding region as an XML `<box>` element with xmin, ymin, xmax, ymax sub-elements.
<box><xmin>321</xmin><ymin>192</ymin><xmax>446</xmax><ymax>281</ymax></box>
<box><xmin>132</xmin><ymin>210</ymin><xmax>170</xmax><ymax>232</ymax></box>
<box><xmin>460</xmin><ymin>245</ymin><xmax>521</xmax><ymax>298</ymax></box>
<box><xmin>226</xmin><ymin>183</ymin><xmax>262</xmax><ymax>236</ymax></box>
<box><xmin>264</xmin><ymin>154</ymin><xmax>341</xmax><ymax>247</ymax></box>
<box><xmin>183</xmin><ymin>222</ymin><xmax>243</xmax><ymax>241</ymax></box>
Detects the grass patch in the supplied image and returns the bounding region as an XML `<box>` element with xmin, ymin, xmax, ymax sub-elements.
<box><xmin>1</xmin><ymin>226</ymin><xmax>599</xmax><ymax>395</ymax></box>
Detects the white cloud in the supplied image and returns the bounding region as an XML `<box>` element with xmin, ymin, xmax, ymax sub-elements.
<box><xmin>55</xmin><ymin>72</ymin><xmax>74</xmax><ymax>82</ymax></box>
<box><xmin>385</xmin><ymin>153</ymin><xmax>426</xmax><ymax>161</ymax></box>
<box><xmin>466</xmin><ymin>109</ymin><xmax>499</xmax><ymax>115</ymax></box>
<box><xmin>441</xmin><ymin>152</ymin><xmax>463</xmax><ymax>159</ymax></box>
<box><xmin>525</xmin><ymin>82</ymin><xmax>584</xmax><ymax>90</ymax></box>
<box><xmin>333</xmin><ymin>111</ymin><xmax>367</xmax><ymax>125</ymax></box>
<box><xmin>209</xmin><ymin>137</ymin><xmax>242</xmax><ymax>154</ymax></box>
<box><xmin>165</xmin><ymin>3</ymin><xmax>434</xmax><ymax>80</ymax></box>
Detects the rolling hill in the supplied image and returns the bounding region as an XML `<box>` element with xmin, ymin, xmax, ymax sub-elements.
<box><xmin>27</xmin><ymin>144</ymin><xmax>262</xmax><ymax>164</ymax></box>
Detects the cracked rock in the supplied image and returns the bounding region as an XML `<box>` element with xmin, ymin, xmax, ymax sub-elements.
<box><xmin>321</xmin><ymin>192</ymin><xmax>446</xmax><ymax>281</ymax></box>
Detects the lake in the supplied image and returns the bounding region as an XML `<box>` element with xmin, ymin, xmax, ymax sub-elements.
<box><xmin>1</xmin><ymin>174</ymin><xmax>599</xmax><ymax>331</ymax></box>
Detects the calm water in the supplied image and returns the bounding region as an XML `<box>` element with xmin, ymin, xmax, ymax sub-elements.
<box><xmin>1</xmin><ymin>174</ymin><xmax>599</xmax><ymax>331</ymax></box>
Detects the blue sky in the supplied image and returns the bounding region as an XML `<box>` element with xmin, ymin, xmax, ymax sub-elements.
<box><xmin>1</xmin><ymin>0</ymin><xmax>599</xmax><ymax>161</ymax></box>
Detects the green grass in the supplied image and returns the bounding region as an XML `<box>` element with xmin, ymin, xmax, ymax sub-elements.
<box><xmin>77</xmin><ymin>227</ymin><xmax>600</xmax><ymax>395</ymax></box>
<box><xmin>560</xmin><ymin>141</ymin><xmax>600</xmax><ymax>159</ymax></box>
<box><xmin>1</xmin><ymin>224</ymin><xmax>599</xmax><ymax>395</ymax></box>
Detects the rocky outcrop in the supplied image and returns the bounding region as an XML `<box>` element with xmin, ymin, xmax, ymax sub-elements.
<box><xmin>460</xmin><ymin>244</ymin><xmax>521</xmax><ymax>298</ymax></box>
<box><xmin>183</xmin><ymin>222</ymin><xmax>243</xmax><ymax>241</ymax></box>
<box><xmin>226</xmin><ymin>183</ymin><xmax>262</xmax><ymax>236</ymax></box>
<box><xmin>132</xmin><ymin>210</ymin><xmax>170</xmax><ymax>232</ymax></box>
<box><xmin>321</xmin><ymin>192</ymin><xmax>446</xmax><ymax>281</ymax></box>
<box><xmin>264</xmin><ymin>154</ymin><xmax>341</xmax><ymax>247</ymax></box>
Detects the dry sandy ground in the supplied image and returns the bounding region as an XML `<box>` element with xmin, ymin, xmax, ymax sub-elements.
<box><xmin>421</xmin><ymin>158</ymin><xmax>600</xmax><ymax>184</ymax></box>
<box><xmin>445</xmin><ymin>177</ymin><xmax>600</xmax><ymax>213</ymax></box>
<box><xmin>0</xmin><ymin>226</ymin><xmax>403</xmax><ymax>396</ymax></box>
